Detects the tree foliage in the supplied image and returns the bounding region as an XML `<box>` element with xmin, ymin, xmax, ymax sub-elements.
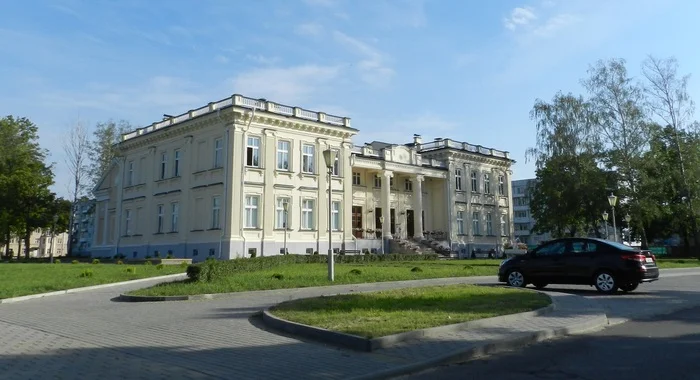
<box><xmin>89</xmin><ymin>119</ymin><xmax>130</xmax><ymax>189</ymax></box>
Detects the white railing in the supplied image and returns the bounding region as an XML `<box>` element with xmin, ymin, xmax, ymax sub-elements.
<box><xmin>418</xmin><ymin>138</ymin><xmax>509</xmax><ymax>159</ymax></box>
<box><xmin>121</xmin><ymin>94</ymin><xmax>351</xmax><ymax>141</ymax></box>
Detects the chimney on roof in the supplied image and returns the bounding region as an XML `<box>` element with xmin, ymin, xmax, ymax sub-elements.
<box><xmin>413</xmin><ymin>134</ymin><xmax>422</xmax><ymax>145</ymax></box>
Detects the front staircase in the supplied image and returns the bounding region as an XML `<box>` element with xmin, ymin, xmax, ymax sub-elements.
<box><xmin>388</xmin><ymin>237</ymin><xmax>457</xmax><ymax>258</ymax></box>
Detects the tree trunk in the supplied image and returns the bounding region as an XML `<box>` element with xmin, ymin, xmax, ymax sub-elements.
<box><xmin>17</xmin><ymin>240</ymin><xmax>21</xmax><ymax>259</ymax></box>
<box><xmin>23</xmin><ymin>229</ymin><xmax>31</xmax><ymax>260</ymax></box>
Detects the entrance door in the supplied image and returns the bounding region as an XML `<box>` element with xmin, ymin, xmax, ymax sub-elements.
<box><xmin>406</xmin><ymin>210</ymin><xmax>415</xmax><ymax>237</ymax></box>
<box><xmin>352</xmin><ymin>206</ymin><xmax>363</xmax><ymax>238</ymax></box>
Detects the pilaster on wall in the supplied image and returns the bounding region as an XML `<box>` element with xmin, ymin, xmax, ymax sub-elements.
<box><xmin>445</xmin><ymin>160</ymin><xmax>455</xmax><ymax>243</ymax></box>
<box><xmin>342</xmin><ymin>142</ymin><xmax>353</xmax><ymax>245</ymax></box>
<box><xmin>381</xmin><ymin>170</ymin><xmax>393</xmax><ymax>239</ymax></box>
<box><xmin>262</xmin><ymin>129</ymin><xmax>276</xmax><ymax>240</ymax></box>
<box><xmin>413</xmin><ymin>175</ymin><xmax>424</xmax><ymax>239</ymax></box>
<box><xmin>229</xmin><ymin>125</ymin><xmax>246</xmax><ymax>239</ymax></box>
<box><xmin>180</xmin><ymin>135</ymin><xmax>194</xmax><ymax>246</ymax></box>
<box><xmin>316</xmin><ymin>138</ymin><xmax>329</xmax><ymax>245</ymax></box>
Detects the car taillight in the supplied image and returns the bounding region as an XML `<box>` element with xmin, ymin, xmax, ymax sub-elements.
<box><xmin>621</xmin><ymin>254</ymin><xmax>647</xmax><ymax>262</ymax></box>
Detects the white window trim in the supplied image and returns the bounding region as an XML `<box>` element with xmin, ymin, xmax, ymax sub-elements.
<box><xmin>214</xmin><ymin>138</ymin><xmax>223</xmax><ymax>168</ymax></box>
<box><xmin>483</xmin><ymin>173</ymin><xmax>491</xmax><ymax>194</ymax></box>
<box><xmin>498</xmin><ymin>175</ymin><xmax>505</xmax><ymax>195</ymax></box>
<box><xmin>331</xmin><ymin>201</ymin><xmax>341</xmax><ymax>231</ymax></box>
<box><xmin>404</xmin><ymin>178</ymin><xmax>412</xmax><ymax>192</ymax></box>
<box><xmin>156</xmin><ymin>204</ymin><xmax>164</xmax><ymax>233</ymax></box>
<box><xmin>127</xmin><ymin>161</ymin><xmax>134</xmax><ymax>187</ymax></box>
<box><xmin>352</xmin><ymin>172</ymin><xmax>361</xmax><ymax>185</ymax></box>
<box><xmin>301</xmin><ymin>199</ymin><xmax>315</xmax><ymax>230</ymax></box>
<box><xmin>472</xmin><ymin>211</ymin><xmax>480</xmax><ymax>235</ymax></box>
<box><xmin>171</xmin><ymin>202</ymin><xmax>179</xmax><ymax>232</ymax></box>
<box><xmin>247</xmin><ymin>136</ymin><xmax>261</xmax><ymax>168</ymax></box>
<box><xmin>245</xmin><ymin>195</ymin><xmax>260</xmax><ymax>228</ymax></box>
<box><xmin>486</xmin><ymin>212</ymin><xmax>493</xmax><ymax>235</ymax></box>
<box><xmin>455</xmin><ymin>169</ymin><xmax>462</xmax><ymax>191</ymax></box>
<box><xmin>276</xmin><ymin>140</ymin><xmax>290</xmax><ymax>171</ymax></box>
<box><xmin>471</xmin><ymin>171</ymin><xmax>478</xmax><ymax>193</ymax></box>
<box><xmin>160</xmin><ymin>152</ymin><xmax>168</xmax><ymax>180</ymax></box>
<box><xmin>125</xmin><ymin>209</ymin><xmax>132</xmax><ymax>235</ymax></box>
<box><xmin>212</xmin><ymin>196</ymin><xmax>221</xmax><ymax>229</ymax></box>
<box><xmin>332</xmin><ymin>149</ymin><xmax>340</xmax><ymax>176</ymax></box>
<box><xmin>276</xmin><ymin>197</ymin><xmax>290</xmax><ymax>229</ymax></box>
<box><xmin>457</xmin><ymin>211</ymin><xmax>464</xmax><ymax>235</ymax></box>
<box><xmin>173</xmin><ymin>150</ymin><xmax>181</xmax><ymax>177</ymax></box>
<box><xmin>302</xmin><ymin>144</ymin><xmax>315</xmax><ymax>174</ymax></box>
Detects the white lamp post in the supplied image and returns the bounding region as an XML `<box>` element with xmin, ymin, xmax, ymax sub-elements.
<box><xmin>322</xmin><ymin>148</ymin><xmax>337</xmax><ymax>281</ymax></box>
<box><xmin>282</xmin><ymin>201</ymin><xmax>289</xmax><ymax>255</ymax></box>
<box><xmin>608</xmin><ymin>193</ymin><xmax>618</xmax><ymax>242</ymax></box>
<box><xmin>624</xmin><ymin>213</ymin><xmax>632</xmax><ymax>245</ymax></box>
<box><xmin>602</xmin><ymin>211</ymin><xmax>609</xmax><ymax>240</ymax></box>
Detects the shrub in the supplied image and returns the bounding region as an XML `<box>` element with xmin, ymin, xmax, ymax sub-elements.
<box><xmin>463</xmin><ymin>265</ymin><xmax>473</xmax><ymax>270</ymax></box>
<box><xmin>271</xmin><ymin>273</ymin><xmax>284</xmax><ymax>280</ymax></box>
<box><xmin>116</xmin><ymin>260</ymin><xmax>124</xmax><ymax>265</ymax></box>
<box><xmin>166</xmin><ymin>253</ymin><xmax>173</xmax><ymax>259</ymax></box>
<box><xmin>349</xmin><ymin>269</ymin><xmax>362</xmax><ymax>275</ymax></box>
<box><xmin>54</xmin><ymin>259</ymin><xmax>61</xmax><ymax>264</ymax></box>
<box><xmin>126</xmin><ymin>267</ymin><xmax>136</xmax><ymax>274</ymax></box>
<box><xmin>186</xmin><ymin>253</ymin><xmax>439</xmax><ymax>282</ymax></box>
<box><xmin>92</xmin><ymin>259</ymin><xmax>100</xmax><ymax>264</ymax></box>
<box><xmin>411</xmin><ymin>266</ymin><xmax>423</xmax><ymax>272</ymax></box>
<box><xmin>72</xmin><ymin>260</ymin><xmax>79</xmax><ymax>264</ymax></box>
<box><xmin>145</xmin><ymin>255</ymin><xmax>152</xmax><ymax>259</ymax></box>
<box><xmin>144</xmin><ymin>260</ymin><xmax>152</xmax><ymax>266</ymax></box>
<box><xmin>249</xmin><ymin>251</ymin><xmax>257</xmax><ymax>258</ymax></box>
<box><xmin>179</xmin><ymin>261</ymin><xmax>189</xmax><ymax>268</ymax></box>
<box><xmin>156</xmin><ymin>263</ymin><xmax>164</xmax><ymax>270</ymax></box>
<box><xmin>79</xmin><ymin>269</ymin><xmax>93</xmax><ymax>278</ymax></box>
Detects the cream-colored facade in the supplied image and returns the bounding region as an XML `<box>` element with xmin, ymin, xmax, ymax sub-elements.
<box><xmin>91</xmin><ymin>94</ymin><xmax>515</xmax><ymax>260</ymax></box>
<box><xmin>1</xmin><ymin>230</ymin><xmax>68</xmax><ymax>258</ymax></box>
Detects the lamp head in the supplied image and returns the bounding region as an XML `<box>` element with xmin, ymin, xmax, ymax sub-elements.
<box><xmin>607</xmin><ymin>193</ymin><xmax>618</xmax><ymax>207</ymax></box>
<box><xmin>379</xmin><ymin>216</ymin><xmax>384</xmax><ymax>223</ymax></box>
<box><xmin>602</xmin><ymin>211</ymin><xmax>608</xmax><ymax>221</ymax></box>
<box><xmin>322</xmin><ymin>149</ymin><xmax>336</xmax><ymax>169</ymax></box>
<box><xmin>282</xmin><ymin>201</ymin><xmax>288</xmax><ymax>212</ymax></box>
<box><xmin>624</xmin><ymin>213</ymin><xmax>631</xmax><ymax>223</ymax></box>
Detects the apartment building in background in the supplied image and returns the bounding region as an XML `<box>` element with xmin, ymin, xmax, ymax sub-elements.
<box><xmin>512</xmin><ymin>178</ymin><xmax>551</xmax><ymax>247</ymax></box>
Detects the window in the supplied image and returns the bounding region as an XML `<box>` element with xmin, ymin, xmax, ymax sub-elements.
<box><xmin>331</xmin><ymin>201</ymin><xmax>341</xmax><ymax>231</ymax></box>
<box><xmin>486</xmin><ymin>212</ymin><xmax>493</xmax><ymax>235</ymax></box>
<box><xmin>471</xmin><ymin>171</ymin><xmax>478</xmax><ymax>192</ymax></box>
<box><xmin>457</xmin><ymin>211</ymin><xmax>465</xmax><ymax>234</ymax></box>
<box><xmin>125</xmin><ymin>209</ymin><xmax>132</xmax><ymax>235</ymax></box>
<box><xmin>171</xmin><ymin>202</ymin><xmax>179</xmax><ymax>232</ymax></box>
<box><xmin>156</xmin><ymin>204</ymin><xmax>164</xmax><ymax>233</ymax></box>
<box><xmin>332</xmin><ymin>150</ymin><xmax>340</xmax><ymax>176</ymax></box>
<box><xmin>277</xmin><ymin>140</ymin><xmax>290</xmax><ymax>170</ymax></box>
<box><xmin>572</xmin><ymin>241</ymin><xmax>598</xmax><ymax>253</ymax></box>
<box><xmin>515</xmin><ymin>211</ymin><xmax>528</xmax><ymax>218</ymax></box>
<box><xmin>390</xmin><ymin>177</ymin><xmax>394</xmax><ymax>188</ymax></box>
<box><xmin>127</xmin><ymin>161</ymin><xmax>134</xmax><ymax>186</ymax></box>
<box><xmin>405</xmin><ymin>179</ymin><xmax>412</xmax><ymax>192</ymax></box>
<box><xmin>535</xmin><ymin>241</ymin><xmax>567</xmax><ymax>256</ymax></box>
<box><xmin>301</xmin><ymin>199</ymin><xmax>315</xmax><ymax>230</ymax></box>
<box><xmin>276</xmin><ymin>197</ymin><xmax>289</xmax><ymax>229</ymax></box>
<box><xmin>500</xmin><ymin>214</ymin><xmax>507</xmax><ymax>236</ymax></box>
<box><xmin>374</xmin><ymin>176</ymin><xmax>381</xmax><ymax>188</ymax></box>
<box><xmin>352</xmin><ymin>172</ymin><xmax>361</xmax><ymax>185</ymax></box>
<box><xmin>173</xmin><ymin>150</ymin><xmax>181</xmax><ymax>177</ymax></box>
<box><xmin>214</xmin><ymin>138</ymin><xmax>223</xmax><ymax>168</ymax></box>
<box><xmin>472</xmin><ymin>212</ymin><xmax>480</xmax><ymax>235</ymax></box>
<box><xmin>483</xmin><ymin>173</ymin><xmax>491</xmax><ymax>194</ymax></box>
<box><xmin>302</xmin><ymin>144</ymin><xmax>315</xmax><ymax>173</ymax></box>
<box><xmin>246</xmin><ymin>136</ymin><xmax>260</xmax><ymax>167</ymax></box>
<box><xmin>159</xmin><ymin>152</ymin><xmax>167</xmax><ymax>179</ymax></box>
<box><xmin>455</xmin><ymin>169</ymin><xmax>462</xmax><ymax>191</ymax></box>
<box><xmin>211</xmin><ymin>196</ymin><xmax>221</xmax><ymax>229</ymax></box>
<box><xmin>245</xmin><ymin>195</ymin><xmax>259</xmax><ymax>228</ymax></box>
<box><xmin>498</xmin><ymin>175</ymin><xmax>505</xmax><ymax>195</ymax></box>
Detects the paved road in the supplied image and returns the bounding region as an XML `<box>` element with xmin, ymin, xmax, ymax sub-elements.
<box><xmin>399</xmin><ymin>303</ymin><xmax>700</xmax><ymax>380</ymax></box>
<box><xmin>1</xmin><ymin>268</ymin><xmax>699</xmax><ymax>379</ymax></box>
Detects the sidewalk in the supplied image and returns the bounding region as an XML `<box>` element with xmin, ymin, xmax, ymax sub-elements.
<box><xmin>0</xmin><ymin>274</ymin><xmax>610</xmax><ymax>380</ymax></box>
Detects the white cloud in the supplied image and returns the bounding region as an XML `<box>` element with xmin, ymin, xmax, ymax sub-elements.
<box><xmin>504</xmin><ymin>7</ymin><xmax>537</xmax><ymax>30</ymax></box>
<box><xmin>355</xmin><ymin>113</ymin><xmax>460</xmax><ymax>145</ymax></box>
<box><xmin>332</xmin><ymin>31</ymin><xmax>394</xmax><ymax>86</ymax></box>
<box><xmin>231</xmin><ymin>65</ymin><xmax>342</xmax><ymax>105</ymax></box>
<box><xmin>245</xmin><ymin>54</ymin><xmax>280</xmax><ymax>65</ymax></box>
<box><xmin>532</xmin><ymin>14</ymin><xmax>579</xmax><ymax>37</ymax></box>
<box><xmin>295</xmin><ymin>22</ymin><xmax>323</xmax><ymax>36</ymax></box>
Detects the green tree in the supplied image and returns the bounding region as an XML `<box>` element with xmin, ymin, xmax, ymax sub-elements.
<box><xmin>89</xmin><ymin>119</ymin><xmax>130</xmax><ymax>189</ymax></box>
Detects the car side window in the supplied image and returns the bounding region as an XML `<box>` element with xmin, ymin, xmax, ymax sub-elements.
<box><xmin>536</xmin><ymin>241</ymin><xmax>567</xmax><ymax>256</ymax></box>
<box><xmin>572</xmin><ymin>241</ymin><xmax>598</xmax><ymax>254</ymax></box>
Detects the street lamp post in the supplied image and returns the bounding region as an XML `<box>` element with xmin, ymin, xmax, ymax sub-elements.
<box><xmin>379</xmin><ymin>216</ymin><xmax>385</xmax><ymax>255</ymax></box>
<box><xmin>49</xmin><ymin>214</ymin><xmax>58</xmax><ymax>263</ymax></box>
<box><xmin>282</xmin><ymin>201</ymin><xmax>289</xmax><ymax>255</ymax></box>
<box><xmin>322</xmin><ymin>149</ymin><xmax>337</xmax><ymax>282</ymax></box>
<box><xmin>602</xmin><ymin>211</ymin><xmax>609</xmax><ymax>240</ymax></box>
<box><xmin>608</xmin><ymin>193</ymin><xmax>618</xmax><ymax>243</ymax></box>
<box><xmin>624</xmin><ymin>213</ymin><xmax>632</xmax><ymax>245</ymax></box>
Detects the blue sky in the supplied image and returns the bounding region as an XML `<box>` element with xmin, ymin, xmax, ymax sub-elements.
<box><xmin>2</xmin><ymin>0</ymin><xmax>700</xmax><ymax>199</ymax></box>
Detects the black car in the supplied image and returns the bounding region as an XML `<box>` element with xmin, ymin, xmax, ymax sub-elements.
<box><xmin>498</xmin><ymin>237</ymin><xmax>659</xmax><ymax>294</ymax></box>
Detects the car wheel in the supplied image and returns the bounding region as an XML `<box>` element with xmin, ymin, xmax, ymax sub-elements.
<box><xmin>594</xmin><ymin>271</ymin><xmax>618</xmax><ymax>294</ymax></box>
<box><xmin>506</xmin><ymin>269</ymin><xmax>526</xmax><ymax>288</ymax></box>
<box><xmin>533</xmin><ymin>282</ymin><xmax>548</xmax><ymax>289</ymax></box>
<box><xmin>619</xmin><ymin>282</ymin><xmax>639</xmax><ymax>292</ymax></box>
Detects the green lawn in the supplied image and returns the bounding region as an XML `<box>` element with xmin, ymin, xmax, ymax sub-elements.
<box><xmin>0</xmin><ymin>262</ymin><xmax>185</xmax><ymax>299</ymax></box>
<box><xmin>127</xmin><ymin>260</ymin><xmax>500</xmax><ymax>296</ymax></box>
<box><xmin>655</xmin><ymin>258</ymin><xmax>700</xmax><ymax>268</ymax></box>
<box><xmin>270</xmin><ymin>284</ymin><xmax>551</xmax><ymax>338</ymax></box>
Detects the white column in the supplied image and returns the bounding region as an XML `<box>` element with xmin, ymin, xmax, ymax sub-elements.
<box><xmin>102</xmin><ymin>201</ymin><xmax>108</xmax><ymax>245</ymax></box>
<box><xmin>342</xmin><ymin>143</ymin><xmax>353</xmax><ymax>246</ymax></box>
<box><xmin>445</xmin><ymin>160</ymin><xmax>455</xmax><ymax>243</ymax></box>
<box><xmin>381</xmin><ymin>170</ymin><xmax>393</xmax><ymax>239</ymax></box>
<box><xmin>413</xmin><ymin>175</ymin><xmax>424</xmax><ymax>239</ymax></box>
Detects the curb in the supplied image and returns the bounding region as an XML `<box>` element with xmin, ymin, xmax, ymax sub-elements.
<box><xmin>118</xmin><ymin>293</ymin><xmax>219</xmax><ymax>302</ymax></box>
<box><xmin>348</xmin><ymin>305</ymin><xmax>608</xmax><ymax>380</ymax></box>
<box><xmin>0</xmin><ymin>273</ymin><xmax>187</xmax><ymax>304</ymax></box>
<box><xmin>262</xmin><ymin>292</ymin><xmax>556</xmax><ymax>352</ymax></box>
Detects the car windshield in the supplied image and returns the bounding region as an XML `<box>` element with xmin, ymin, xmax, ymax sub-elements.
<box><xmin>593</xmin><ymin>239</ymin><xmax>638</xmax><ymax>252</ymax></box>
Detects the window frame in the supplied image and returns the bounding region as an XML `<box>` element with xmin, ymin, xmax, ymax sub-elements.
<box><xmin>302</xmin><ymin>144</ymin><xmax>315</xmax><ymax>174</ymax></box>
<box><xmin>246</xmin><ymin>136</ymin><xmax>261</xmax><ymax>167</ymax></box>
<box><xmin>301</xmin><ymin>199</ymin><xmax>315</xmax><ymax>230</ymax></box>
<box><xmin>455</xmin><ymin>168</ymin><xmax>462</xmax><ymax>191</ymax></box>
<box><xmin>211</xmin><ymin>196</ymin><xmax>221</xmax><ymax>229</ymax></box>
<box><xmin>244</xmin><ymin>195</ymin><xmax>259</xmax><ymax>228</ymax></box>
<box><xmin>276</xmin><ymin>140</ymin><xmax>290</xmax><ymax>171</ymax></box>
<box><xmin>214</xmin><ymin>138</ymin><xmax>224</xmax><ymax>168</ymax></box>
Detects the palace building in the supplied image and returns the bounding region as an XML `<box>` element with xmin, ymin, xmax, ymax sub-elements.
<box><xmin>91</xmin><ymin>94</ymin><xmax>515</xmax><ymax>260</ymax></box>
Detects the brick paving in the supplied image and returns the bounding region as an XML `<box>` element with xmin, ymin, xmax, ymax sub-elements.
<box><xmin>0</xmin><ymin>269</ymin><xmax>699</xmax><ymax>379</ymax></box>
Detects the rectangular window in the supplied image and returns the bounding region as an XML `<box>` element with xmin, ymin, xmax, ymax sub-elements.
<box><xmin>331</xmin><ymin>201</ymin><xmax>341</xmax><ymax>231</ymax></box>
<box><xmin>471</xmin><ymin>171</ymin><xmax>478</xmax><ymax>192</ymax></box>
<box><xmin>486</xmin><ymin>212</ymin><xmax>493</xmax><ymax>235</ymax></box>
<box><xmin>277</xmin><ymin>140</ymin><xmax>290</xmax><ymax>170</ymax></box>
<box><xmin>125</xmin><ymin>209</ymin><xmax>132</xmax><ymax>235</ymax></box>
<box><xmin>455</xmin><ymin>169</ymin><xmax>462</xmax><ymax>191</ymax></box>
<box><xmin>156</xmin><ymin>204</ymin><xmax>164</xmax><ymax>233</ymax></box>
<box><xmin>160</xmin><ymin>152</ymin><xmax>167</xmax><ymax>179</ymax></box>
<box><xmin>457</xmin><ymin>211</ymin><xmax>465</xmax><ymax>235</ymax></box>
<box><xmin>214</xmin><ymin>138</ymin><xmax>223</xmax><ymax>168</ymax></box>
<box><xmin>245</xmin><ymin>195</ymin><xmax>259</xmax><ymax>228</ymax></box>
<box><xmin>332</xmin><ymin>150</ymin><xmax>340</xmax><ymax>176</ymax></box>
<box><xmin>302</xmin><ymin>144</ymin><xmax>315</xmax><ymax>173</ymax></box>
<box><xmin>301</xmin><ymin>199</ymin><xmax>315</xmax><ymax>230</ymax></box>
<box><xmin>483</xmin><ymin>173</ymin><xmax>491</xmax><ymax>194</ymax></box>
<box><xmin>352</xmin><ymin>172</ymin><xmax>361</xmax><ymax>185</ymax></box>
<box><xmin>472</xmin><ymin>211</ymin><xmax>479</xmax><ymax>235</ymax></box>
<box><xmin>500</xmin><ymin>214</ymin><xmax>507</xmax><ymax>236</ymax></box>
<box><xmin>247</xmin><ymin>136</ymin><xmax>260</xmax><ymax>167</ymax></box>
<box><xmin>390</xmin><ymin>177</ymin><xmax>394</xmax><ymax>188</ymax></box>
<box><xmin>173</xmin><ymin>150</ymin><xmax>181</xmax><ymax>177</ymax></box>
<box><xmin>211</xmin><ymin>196</ymin><xmax>221</xmax><ymax>229</ymax></box>
<box><xmin>498</xmin><ymin>175</ymin><xmax>505</xmax><ymax>195</ymax></box>
<box><xmin>127</xmin><ymin>161</ymin><xmax>134</xmax><ymax>186</ymax></box>
<box><xmin>276</xmin><ymin>197</ymin><xmax>290</xmax><ymax>229</ymax></box>
<box><xmin>374</xmin><ymin>176</ymin><xmax>381</xmax><ymax>188</ymax></box>
<box><xmin>171</xmin><ymin>202</ymin><xmax>179</xmax><ymax>232</ymax></box>
<box><xmin>404</xmin><ymin>178</ymin><xmax>412</xmax><ymax>192</ymax></box>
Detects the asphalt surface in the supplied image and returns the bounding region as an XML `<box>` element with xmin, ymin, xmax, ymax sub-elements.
<box><xmin>399</xmin><ymin>303</ymin><xmax>700</xmax><ymax>380</ymax></box>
